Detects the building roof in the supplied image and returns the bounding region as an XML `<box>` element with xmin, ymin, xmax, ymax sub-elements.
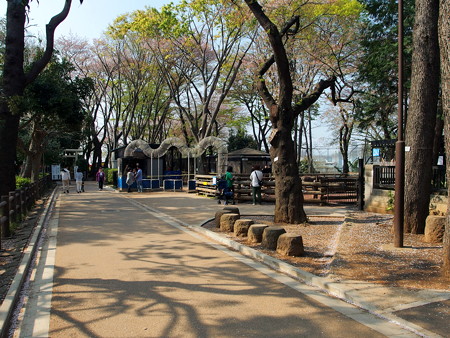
<box><xmin>227</xmin><ymin>147</ymin><xmax>270</xmax><ymax>158</ymax></box>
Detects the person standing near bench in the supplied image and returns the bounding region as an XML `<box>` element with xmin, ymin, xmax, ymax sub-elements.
<box><xmin>250</xmin><ymin>165</ymin><xmax>263</xmax><ymax>205</ymax></box>
<box><xmin>135</xmin><ymin>165</ymin><xmax>143</xmax><ymax>193</ymax></box>
<box><xmin>126</xmin><ymin>168</ymin><xmax>135</xmax><ymax>193</ymax></box>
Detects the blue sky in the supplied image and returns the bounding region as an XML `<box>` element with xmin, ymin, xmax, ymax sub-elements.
<box><xmin>0</xmin><ymin>0</ymin><xmax>172</xmax><ymax>40</ymax></box>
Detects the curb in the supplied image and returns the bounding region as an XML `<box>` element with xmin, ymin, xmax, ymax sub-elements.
<box><xmin>0</xmin><ymin>187</ymin><xmax>58</xmax><ymax>337</ymax></box>
<box><xmin>189</xmin><ymin>220</ymin><xmax>447</xmax><ymax>338</ymax></box>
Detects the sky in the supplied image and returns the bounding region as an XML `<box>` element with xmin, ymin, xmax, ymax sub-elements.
<box><xmin>0</xmin><ymin>0</ymin><xmax>171</xmax><ymax>40</ymax></box>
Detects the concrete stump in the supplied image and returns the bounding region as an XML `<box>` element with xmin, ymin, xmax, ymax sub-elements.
<box><xmin>424</xmin><ymin>215</ymin><xmax>446</xmax><ymax>243</ymax></box>
<box><xmin>262</xmin><ymin>226</ymin><xmax>286</xmax><ymax>250</ymax></box>
<box><xmin>223</xmin><ymin>206</ymin><xmax>240</xmax><ymax>215</ymax></box>
<box><xmin>215</xmin><ymin>209</ymin><xmax>233</xmax><ymax>228</ymax></box>
<box><xmin>234</xmin><ymin>219</ymin><xmax>254</xmax><ymax>237</ymax></box>
<box><xmin>220</xmin><ymin>213</ymin><xmax>240</xmax><ymax>232</ymax></box>
<box><xmin>248</xmin><ymin>224</ymin><xmax>269</xmax><ymax>243</ymax></box>
<box><xmin>277</xmin><ymin>233</ymin><xmax>304</xmax><ymax>256</ymax></box>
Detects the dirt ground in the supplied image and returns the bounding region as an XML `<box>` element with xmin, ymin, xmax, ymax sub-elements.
<box><xmin>203</xmin><ymin>211</ymin><xmax>449</xmax><ymax>291</ymax></box>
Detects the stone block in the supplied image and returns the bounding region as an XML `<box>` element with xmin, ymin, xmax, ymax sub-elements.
<box><xmin>248</xmin><ymin>224</ymin><xmax>269</xmax><ymax>243</ymax></box>
<box><xmin>215</xmin><ymin>209</ymin><xmax>233</xmax><ymax>228</ymax></box>
<box><xmin>424</xmin><ymin>215</ymin><xmax>446</xmax><ymax>243</ymax></box>
<box><xmin>234</xmin><ymin>219</ymin><xmax>254</xmax><ymax>237</ymax></box>
<box><xmin>223</xmin><ymin>206</ymin><xmax>240</xmax><ymax>215</ymax></box>
<box><xmin>220</xmin><ymin>213</ymin><xmax>240</xmax><ymax>232</ymax></box>
<box><xmin>277</xmin><ymin>233</ymin><xmax>304</xmax><ymax>256</ymax></box>
<box><xmin>261</xmin><ymin>226</ymin><xmax>286</xmax><ymax>250</ymax></box>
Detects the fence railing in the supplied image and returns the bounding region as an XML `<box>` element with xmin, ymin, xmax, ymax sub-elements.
<box><xmin>373</xmin><ymin>165</ymin><xmax>447</xmax><ymax>191</ymax></box>
<box><xmin>0</xmin><ymin>175</ymin><xmax>52</xmax><ymax>250</ymax></box>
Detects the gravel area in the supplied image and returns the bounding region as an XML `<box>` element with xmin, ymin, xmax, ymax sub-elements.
<box><xmin>204</xmin><ymin>211</ymin><xmax>449</xmax><ymax>291</ymax></box>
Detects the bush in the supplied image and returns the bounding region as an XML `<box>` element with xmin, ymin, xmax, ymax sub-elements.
<box><xmin>103</xmin><ymin>168</ymin><xmax>117</xmax><ymax>185</ymax></box>
<box><xmin>16</xmin><ymin>176</ymin><xmax>31</xmax><ymax>189</ymax></box>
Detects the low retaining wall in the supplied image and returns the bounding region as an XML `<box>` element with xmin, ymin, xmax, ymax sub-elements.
<box><xmin>364</xmin><ymin>165</ymin><xmax>447</xmax><ymax>215</ymax></box>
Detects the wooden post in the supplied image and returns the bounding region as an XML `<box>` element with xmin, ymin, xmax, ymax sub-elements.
<box><xmin>2</xmin><ymin>195</ymin><xmax>11</xmax><ymax>238</ymax></box>
<box><xmin>358</xmin><ymin>158</ymin><xmax>365</xmax><ymax>210</ymax></box>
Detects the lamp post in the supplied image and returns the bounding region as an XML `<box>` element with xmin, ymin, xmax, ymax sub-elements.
<box><xmin>393</xmin><ymin>0</ymin><xmax>405</xmax><ymax>247</ymax></box>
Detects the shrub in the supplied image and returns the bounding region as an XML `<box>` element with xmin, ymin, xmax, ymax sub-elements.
<box><xmin>103</xmin><ymin>168</ymin><xmax>118</xmax><ymax>186</ymax></box>
<box><xmin>16</xmin><ymin>176</ymin><xmax>31</xmax><ymax>189</ymax></box>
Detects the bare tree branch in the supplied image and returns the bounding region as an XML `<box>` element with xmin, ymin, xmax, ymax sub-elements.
<box><xmin>25</xmin><ymin>0</ymin><xmax>73</xmax><ymax>85</ymax></box>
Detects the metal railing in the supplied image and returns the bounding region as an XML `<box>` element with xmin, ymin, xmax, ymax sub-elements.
<box><xmin>373</xmin><ymin>165</ymin><xmax>446</xmax><ymax>191</ymax></box>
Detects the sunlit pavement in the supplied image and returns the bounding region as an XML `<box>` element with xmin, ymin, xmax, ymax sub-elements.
<box><xmin>13</xmin><ymin>182</ymin><xmax>449</xmax><ymax>337</ymax></box>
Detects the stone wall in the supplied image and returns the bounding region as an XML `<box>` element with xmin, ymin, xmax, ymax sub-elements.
<box><xmin>364</xmin><ymin>165</ymin><xmax>447</xmax><ymax>215</ymax></box>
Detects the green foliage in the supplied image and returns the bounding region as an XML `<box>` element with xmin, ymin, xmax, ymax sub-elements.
<box><xmin>386</xmin><ymin>190</ymin><xmax>394</xmax><ymax>211</ymax></box>
<box><xmin>103</xmin><ymin>168</ymin><xmax>118</xmax><ymax>185</ymax></box>
<box><xmin>16</xmin><ymin>176</ymin><xmax>31</xmax><ymax>189</ymax></box>
<box><xmin>309</xmin><ymin>0</ymin><xmax>364</xmax><ymax>17</ymax></box>
<box><xmin>228</xmin><ymin>129</ymin><xmax>257</xmax><ymax>151</ymax></box>
<box><xmin>298</xmin><ymin>159</ymin><xmax>310</xmax><ymax>174</ymax></box>
<box><xmin>356</xmin><ymin>0</ymin><xmax>414</xmax><ymax>139</ymax></box>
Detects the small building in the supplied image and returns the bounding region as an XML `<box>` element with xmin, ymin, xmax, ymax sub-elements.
<box><xmin>227</xmin><ymin>148</ymin><xmax>271</xmax><ymax>174</ymax></box>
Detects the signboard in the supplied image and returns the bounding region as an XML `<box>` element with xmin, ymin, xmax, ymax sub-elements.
<box><xmin>51</xmin><ymin>164</ymin><xmax>61</xmax><ymax>180</ymax></box>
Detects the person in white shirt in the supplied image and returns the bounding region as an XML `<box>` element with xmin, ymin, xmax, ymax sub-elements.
<box><xmin>75</xmin><ymin>168</ymin><xmax>84</xmax><ymax>193</ymax></box>
<box><xmin>249</xmin><ymin>165</ymin><xmax>263</xmax><ymax>205</ymax></box>
<box><xmin>61</xmin><ymin>167</ymin><xmax>71</xmax><ymax>194</ymax></box>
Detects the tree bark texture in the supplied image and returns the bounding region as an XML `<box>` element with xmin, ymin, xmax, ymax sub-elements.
<box><xmin>404</xmin><ymin>0</ymin><xmax>440</xmax><ymax>234</ymax></box>
<box><xmin>439</xmin><ymin>0</ymin><xmax>450</xmax><ymax>277</ymax></box>
<box><xmin>0</xmin><ymin>1</ymin><xmax>27</xmax><ymax>196</ymax></box>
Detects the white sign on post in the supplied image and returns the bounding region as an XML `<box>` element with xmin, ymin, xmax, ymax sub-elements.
<box><xmin>51</xmin><ymin>164</ymin><xmax>61</xmax><ymax>180</ymax></box>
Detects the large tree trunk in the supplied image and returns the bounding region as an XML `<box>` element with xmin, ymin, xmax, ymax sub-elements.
<box><xmin>270</xmin><ymin>120</ymin><xmax>306</xmax><ymax>224</ymax></box>
<box><xmin>29</xmin><ymin>129</ymin><xmax>47</xmax><ymax>182</ymax></box>
<box><xmin>439</xmin><ymin>0</ymin><xmax>450</xmax><ymax>277</ymax></box>
<box><xmin>404</xmin><ymin>0</ymin><xmax>440</xmax><ymax>234</ymax></box>
<box><xmin>0</xmin><ymin>1</ymin><xmax>27</xmax><ymax>196</ymax></box>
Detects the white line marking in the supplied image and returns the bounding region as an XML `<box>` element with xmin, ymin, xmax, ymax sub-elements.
<box><xmin>126</xmin><ymin>198</ymin><xmax>430</xmax><ymax>337</ymax></box>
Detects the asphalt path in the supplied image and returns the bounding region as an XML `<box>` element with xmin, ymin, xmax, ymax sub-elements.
<box><xmin>14</xmin><ymin>183</ymin><xmax>418</xmax><ymax>337</ymax></box>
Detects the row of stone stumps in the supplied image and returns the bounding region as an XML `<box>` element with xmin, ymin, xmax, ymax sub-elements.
<box><xmin>214</xmin><ymin>207</ymin><xmax>304</xmax><ymax>257</ymax></box>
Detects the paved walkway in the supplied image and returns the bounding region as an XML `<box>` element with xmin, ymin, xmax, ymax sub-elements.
<box><xmin>11</xmin><ymin>183</ymin><xmax>450</xmax><ymax>337</ymax></box>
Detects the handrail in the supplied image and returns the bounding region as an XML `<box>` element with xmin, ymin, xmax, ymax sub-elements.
<box><xmin>0</xmin><ymin>175</ymin><xmax>52</xmax><ymax>251</ymax></box>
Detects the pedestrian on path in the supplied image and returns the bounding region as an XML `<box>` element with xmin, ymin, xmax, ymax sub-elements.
<box><xmin>61</xmin><ymin>166</ymin><xmax>71</xmax><ymax>194</ymax></box>
<box><xmin>126</xmin><ymin>168</ymin><xmax>135</xmax><ymax>193</ymax></box>
<box><xmin>250</xmin><ymin>165</ymin><xmax>263</xmax><ymax>205</ymax></box>
<box><xmin>75</xmin><ymin>168</ymin><xmax>84</xmax><ymax>193</ymax></box>
<box><xmin>135</xmin><ymin>165</ymin><xmax>143</xmax><ymax>192</ymax></box>
<box><xmin>96</xmin><ymin>167</ymin><xmax>106</xmax><ymax>191</ymax></box>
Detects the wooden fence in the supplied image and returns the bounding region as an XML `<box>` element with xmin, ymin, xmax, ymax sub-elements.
<box><xmin>195</xmin><ymin>173</ymin><xmax>360</xmax><ymax>205</ymax></box>
<box><xmin>0</xmin><ymin>175</ymin><xmax>52</xmax><ymax>250</ymax></box>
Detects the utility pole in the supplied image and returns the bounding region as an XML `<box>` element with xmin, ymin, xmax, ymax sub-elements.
<box><xmin>393</xmin><ymin>0</ymin><xmax>405</xmax><ymax>247</ymax></box>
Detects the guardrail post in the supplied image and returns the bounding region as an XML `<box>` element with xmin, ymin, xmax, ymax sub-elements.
<box><xmin>358</xmin><ymin>158</ymin><xmax>365</xmax><ymax>210</ymax></box>
<box><xmin>19</xmin><ymin>189</ymin><xmax>25</xmax><ymax>216</ymax></box>
<box><xmin>9</xmin><ymin>191</ymin><xmax>17</xmax><ymax>225</ymax></box>
<box><xmin>3</xmin><ymin>195</ymin><xmax>11</xmax><ymax>238</ymax></box>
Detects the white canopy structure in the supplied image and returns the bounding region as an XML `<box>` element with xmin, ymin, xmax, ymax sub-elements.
<box><xmin>124</xmin><ymin>136</ymin><xmax>228</xmax><ymax>176</ymax></box>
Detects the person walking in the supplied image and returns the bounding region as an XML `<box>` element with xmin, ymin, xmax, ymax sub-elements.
<box><xmin>75</xmin><ymin>168</ymin><xmax>84</xmax><ymax>193</ymax></box>
<box><xmin>250</xmin><ymin>165</ymin><xmax>263</xmax><ymax>205</ymax></box>
<box><xmin>61</xmin><ymin>166</ymin><xmax>71</xmax><ymax>194</ymax></box>
<box><xmin>96</xmin><ymin>167</ymin><xmax>106</xmax><ymax>191</ymax></box>
<box><xmin>126</xmin><ymin>168</ymin><xmax>135</xmax><ymax>193</ymax></box>
<box><xmin>135</xmin><ymin>166</ymin><xmax>143</xmax><ymax>192</ymax></box>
